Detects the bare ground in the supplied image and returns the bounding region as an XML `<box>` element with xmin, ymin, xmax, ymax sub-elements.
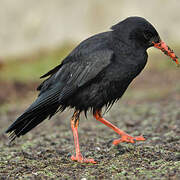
<box><xmin>0</xmin><ymin>64</ymin><xmax>180</xmax><ymax>179</ymax></box>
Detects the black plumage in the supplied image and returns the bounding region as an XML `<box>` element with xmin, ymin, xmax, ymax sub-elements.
<box><xmin>6</xmin><ymin>17</ymin><xmax>179</xmax><ymax>163</ymax></box>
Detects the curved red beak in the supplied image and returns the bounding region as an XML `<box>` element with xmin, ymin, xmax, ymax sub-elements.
<box><xmin>152</xmin><ymin>41</ymin><xmax>180</xmax><ymax>67</ymax></box>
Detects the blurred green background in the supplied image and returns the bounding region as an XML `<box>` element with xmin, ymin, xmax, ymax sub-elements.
<box><xmin>0</xmin><ymin>1</ymin><xmax>180</xmax><ymax>179</ymax></box>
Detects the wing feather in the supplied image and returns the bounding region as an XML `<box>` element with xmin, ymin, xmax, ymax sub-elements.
<box><xmin>58</xmin><ymin>49</ymin><xmax>114</xmax><ymax>101</ymax></box>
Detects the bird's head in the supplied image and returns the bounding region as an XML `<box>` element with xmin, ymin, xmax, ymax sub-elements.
<box><xmin>112</xmin><ymin>16</ymin><xmax>179</xmax><ymax>67</ymax></box>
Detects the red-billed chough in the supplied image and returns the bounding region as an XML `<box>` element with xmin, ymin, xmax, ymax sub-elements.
<box><xmin>6</xmin><ymin>16</ymin><xmax>179</xmax><ymax>164</ymax></box>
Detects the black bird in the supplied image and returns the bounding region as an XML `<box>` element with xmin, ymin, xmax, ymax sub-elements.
<box><xmin>6</xmin><ymin>16</ymin><xmax>179</xmax><ymax>163</ymax></box>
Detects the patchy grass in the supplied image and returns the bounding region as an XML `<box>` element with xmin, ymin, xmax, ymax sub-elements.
<box><xmin>0</xmin><ymin>99</ymin><xmax>180</xmax><ymax>179</ymax></box>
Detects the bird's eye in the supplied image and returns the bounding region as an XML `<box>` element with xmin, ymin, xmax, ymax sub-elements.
<box><xmin>144</xmin><ymin>31</ymin><xmax>153</xmax><ymax>40</ymax></box>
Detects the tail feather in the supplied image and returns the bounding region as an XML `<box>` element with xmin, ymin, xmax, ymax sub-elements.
<box><xmin>5</xmin><ymin>100</ymin><xmax>60</xmax><ymax>142</ymax></box>
<box><xmin>5</xmin><ymin>77</ymin><xmax>71</xmax><ymax>143</ymax></box>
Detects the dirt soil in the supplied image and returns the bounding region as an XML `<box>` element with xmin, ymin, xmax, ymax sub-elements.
<box><xmin>0</xmin><ymin>67</ymin><xmax>180</xmax><ymax>179</ymax></box>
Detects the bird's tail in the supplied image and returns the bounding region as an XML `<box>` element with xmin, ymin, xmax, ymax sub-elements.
<box><xmin>5</xmin><ymin>91</ymin><xmax>62</xmax><ymax>143</ymax></box>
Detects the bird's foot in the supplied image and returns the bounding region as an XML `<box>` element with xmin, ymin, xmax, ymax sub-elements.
<box><xmin>71</xmin><ymin>154</ymin><xmax>96</xmax><ymax>164</ymax></box>
<box><xmin>113</xmin><ymin>134</ymin><xmax>145</xmax><ymax>145</ymax></box>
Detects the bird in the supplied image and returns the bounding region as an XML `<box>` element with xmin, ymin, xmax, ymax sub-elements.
<box><xmin>5</xmin><ymin>16</ymin><xmax>179</xmax><ymax>164</ymax></box>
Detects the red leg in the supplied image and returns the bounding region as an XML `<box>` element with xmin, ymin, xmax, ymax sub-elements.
<box><xmin>94</xmin><ymin>110</ymin><xmax>145</xmax><ymax>145</ymax></box>
<box><xmin>71</xmin><ymin>111</ymin><xmax>96</xmax><ymax>164</ymax></box>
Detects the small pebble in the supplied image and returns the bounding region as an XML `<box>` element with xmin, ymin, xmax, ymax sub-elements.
<box><xmin>95</xmin><ymin>147</ymin><xmax>101</xmax><ymax>151</ymax></box>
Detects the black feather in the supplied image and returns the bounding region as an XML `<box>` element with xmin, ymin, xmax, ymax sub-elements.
<box><xmin>6</xmin><ymin>16</ymin><xmax>160</xmax><ymax>142</ymax></box>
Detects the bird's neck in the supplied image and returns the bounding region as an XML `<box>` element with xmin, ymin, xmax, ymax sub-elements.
<box><xmin>111</xmin><ymin>32</ymin><xmax>148</xmax><ymax>70</ymax></box>
<box><xmin>111</xmin><ymin>32</ymin><xmax>147</xmax><ymax>57</ymax></box>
